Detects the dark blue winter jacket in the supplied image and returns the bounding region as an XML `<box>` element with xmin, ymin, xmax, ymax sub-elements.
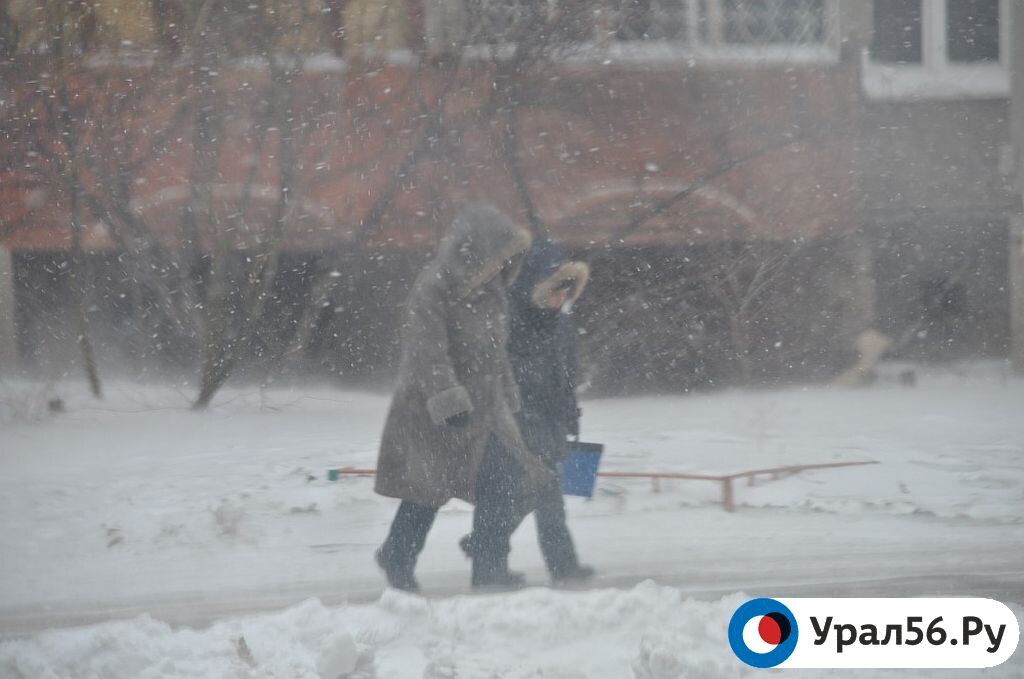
<box><xmin>507</xmin><ymin>240</ymin><xmax>589</xmax><ymax>466</ymax></box>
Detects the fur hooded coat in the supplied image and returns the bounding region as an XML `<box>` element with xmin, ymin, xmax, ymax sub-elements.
<box><xmin>507</xmin><ymin>240</ymin><xmax>590</xmax><ymax>465</ymax></box>
<box><xmin>375</xmin><ymin>203</ymin><xmax>552</xmax><ymax>507</ymax></box>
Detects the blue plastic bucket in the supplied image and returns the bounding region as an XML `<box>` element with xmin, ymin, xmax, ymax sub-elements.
<box><xmin>558</xmin><ymin>440</ymin><xmax>604</xmax><ymax>497</ymax></box>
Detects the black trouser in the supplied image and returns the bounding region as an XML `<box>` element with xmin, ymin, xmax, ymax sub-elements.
<box><xmin>523</xmin><ymin>477</ymin><xmax>580</xmax><ymax>578</ymax></box>
<box><xmin>464</xmin><ymin>457</ymin><xmax>581</xmax><ymax>578</ymax></box>
<box><xmin>379</xmin><ymin>500</ymin><xmax>438</xmax><ymax>569</ymax></box>
<box><xmin>380</xmin><ymin>436</ymin><xmax>521</xmax><ymax>576</ymax></box>
<box><xmin>469</xmin><ymin>436</ymin><xmax>522</xmax><ymax>578</ymax></box>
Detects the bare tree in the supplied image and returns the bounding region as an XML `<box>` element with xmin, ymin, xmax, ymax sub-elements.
<box><xmin>6</xmin><ymin>0</ymin><xmax>211</xmax><ymax>391</ymax></box>
<box><xmin>11</xmin><ymin>1</ymin><xmax>107</xmax><ymax>396</ymax></box>
<box><xmin>701</xmin><ymin>238</ymin><xmax>807</xmax><ymax>382</ymax></box>
<box><xmin>4</xmin><ymin>0</ymin><xmax>339</xmax><ymax>405</ymax></box>
<box><xmin>191</xmin><ymin>0</ymin><xmax>335</xmax><ymax>407</ymax></box>
<box><xmin>271</xmin><ymin>0</ymin><xmax>595</xmax><ymax>374</ymax></box>
<box><xmin>3</xmin><ymin>0</ymin><xmax>854</xmax><ymax>398</ymax></box>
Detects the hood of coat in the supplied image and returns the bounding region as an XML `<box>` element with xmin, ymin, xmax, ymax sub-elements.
<box><xmin>511</xmin><ymin>239</ymin><xmax>590</xmax><ymax>311</ymax></box>
<box><xmin>437</xmin><ymin>202</ymin><xmax>533</xmax><ymax>299</ymax></box>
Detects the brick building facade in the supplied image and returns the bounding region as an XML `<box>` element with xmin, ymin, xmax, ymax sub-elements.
<box><xmin>0</xmin><ymin>1</ymin><xmax>1017</xmax><ymax>388</ymax></box>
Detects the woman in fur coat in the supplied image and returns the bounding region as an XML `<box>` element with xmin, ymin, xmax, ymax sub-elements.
<box><xmin>374</xmin><ymin>202</ymin><xmax>553</xmax><ymax>591</ymax></box>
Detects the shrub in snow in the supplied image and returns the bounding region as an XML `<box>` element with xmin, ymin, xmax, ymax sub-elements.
<box><xmin>0</xmin><ymin>379</ymin><xmax>62</xmax><ymax>423</ymax></box>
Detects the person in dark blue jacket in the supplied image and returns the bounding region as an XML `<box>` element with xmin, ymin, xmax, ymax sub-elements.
<box><xmin>461</xmin><ymin>239</ymin><xmax>595</xmax><ymax>584</ymax></box>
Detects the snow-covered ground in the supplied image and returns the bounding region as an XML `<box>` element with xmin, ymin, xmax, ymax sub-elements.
<box><xmin>1</xmin><ymin>362</ymin><xmax>1022</xmax><ymax>677</ymax></box>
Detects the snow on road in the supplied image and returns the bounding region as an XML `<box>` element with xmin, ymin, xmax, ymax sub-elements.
<box><xmin>1</xmin><ymin>363</ymin><xmax>1022</xmax><ymax>676</ymax></box>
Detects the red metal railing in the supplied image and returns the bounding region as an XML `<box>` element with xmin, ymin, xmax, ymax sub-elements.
<box><xmin>326</xmin><ymin>460</ymin><xmax>878</xmax><ymax>512</ymax></box>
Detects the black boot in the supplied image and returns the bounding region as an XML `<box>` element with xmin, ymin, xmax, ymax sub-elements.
<box><xmin>466</xmin><ymin>535</ymin><xmax>525</xmax><ymax>589</ymax></box>
<box><xmin>551</xmin><ymin>563</ymin><xmax>596</xmax><ymax>583</ymax></box>
<box><xmin>376</xmin><ymin>501</ymin><xmax>437</xmax><ymax>593</ymax></box>
<box><xmin>375</xmin><ymin>546</ymin><xmax>420</xmax><ymax>592</ymax></box>
<box><xmin>471</xmin><ymin>556</ymin><xmax>526</xmax><ymax>589</ymax></box>
<box><xmin>469</xmin><ymin>438</ymin><xmax>526</xmax><ymax>589</ymax></box>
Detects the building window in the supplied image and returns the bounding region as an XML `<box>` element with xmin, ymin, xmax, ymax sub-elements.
<box><xmin>463</xmin><ymin>0</ymin><xmax>539</xmax><ymax>47</ymax></box>
<box><xmin>945</xmin><ymin>0</ymin><xmax>1000</xmax><ymax>63</ymax></box>
<box><xmin>870</xmin><ymin>0</ymin><xmax>922</xmax><ymax>64</ymax></box>
<box><xmin>863</xmin><ymin>0</ymin><xmax>1008</xmax><ymax>100</ymax></box>
<box><xmin>455</xmin><ymin>0</ymin><xmax>838</xmax><ymax>62</ymax></box>
<box><xmin>604</xmin><ymin>0</ymin><xmax>691</xmax><ymax>43</ymax></box>
<box><xmin>718</xmin><ymin>0</ymin><xmax>829</xmax><ymax>45</ymax></box>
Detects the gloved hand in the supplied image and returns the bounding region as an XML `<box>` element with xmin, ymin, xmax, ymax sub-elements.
<box><xmin>444</xmin><ymin>411</ymin><xmax>470</xmax><ymax>428</ymax></box>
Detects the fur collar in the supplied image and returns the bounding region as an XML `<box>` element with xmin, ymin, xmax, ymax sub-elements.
<box><xmin>530</xmin><ymin>261</ymin><xmax>590</xmax><ymax>308</ymax></box>
<box><xmin>461</xmin><ymin>228</ymin><xmax>532</xmax><ymax>298</ymax></box>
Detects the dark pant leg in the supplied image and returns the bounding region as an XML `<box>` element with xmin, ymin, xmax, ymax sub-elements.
<box><xmin>533</xmin><ymin>478</ymin><xmax>580</xmax><ymax>577</ymax></box>
<box><xmin>381</xmin><ymin>500</ymin><xmax>438</xmax><ymax>567</ymax></box>
<box><xmin>470</xmin><ymin>437</ymin><xmax>522</xmax><ymax>580</ymax></box>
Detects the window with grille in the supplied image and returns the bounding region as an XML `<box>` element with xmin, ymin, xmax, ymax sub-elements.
<box><xmin>458</xmin><ymin>0</ymin><xmax>836</xmax><ymax>57</ymax></box>
<box><xmin>719</xmin><ymin>0</ymin><xmax>828</xmax><ymax>45</ymax></box>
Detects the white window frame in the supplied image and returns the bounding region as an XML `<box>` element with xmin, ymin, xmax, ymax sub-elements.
<box><xmin>862</xmin><ymin>0</ymin><xmax>1010</xmax><ymax>100</ymax></box>
<box><xmin>460</xmin><ymin>0</ymin><xmax>841</xmax><ymax>65</ymax></box>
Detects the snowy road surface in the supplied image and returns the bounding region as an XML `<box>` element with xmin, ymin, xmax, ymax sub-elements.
<box><xmin>1</xmin><ymin>510</ymin><xmax>1022</xmax><ymax>637</ymax></box>
<box><xmin>1</xmin><ymin>364</ymin><xmax>1022</xmax><ymax>676</ymax></box>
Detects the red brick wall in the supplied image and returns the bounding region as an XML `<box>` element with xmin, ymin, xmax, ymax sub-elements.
<box><xmin>1</xmin><ymin>57</ymin><xmax>861</xmax><ymax>252</ymax></box>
